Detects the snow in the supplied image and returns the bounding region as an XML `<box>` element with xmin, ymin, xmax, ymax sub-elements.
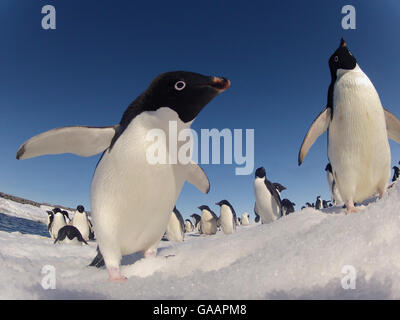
<box><xmin>1</xmin><ymin>182</ymin><xmax>400</xmax><ymax>299</ymax></box>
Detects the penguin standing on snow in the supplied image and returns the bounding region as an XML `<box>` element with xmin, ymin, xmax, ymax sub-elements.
<box><xmin>190</xmin><ymin>213</ymin><xmax>202</xmax><ymax>233</ymax></box>
<box><xmin>298</xmin><ymin>38</ymin><xmax>400</xmax><ymax>213</ymax></box>
<box><xmin>253</xmin><ymin>167</ymin><xmax>282</xmax><ymax>224</ymax></box>
<box><xmin>49</xmin><ymin>208</ymin><xmax>66</xmax><ymax>239</ymax></box>
<box><xmin>164</xmin><ymin>207</ymin><xmax>185</xmax><ymax>242</ymax></box>
<box><xmin>392</xmin><ymin>166</ymin><xmax>400</xmax><ymax>182</ymax></box>
<box><xmin>215</xmin><ymin>200</ymin><xmax>237</xmax><ymax>235</ymax></box>
<box><xmin>281</xmin><ymin>199</ymin><xmax>295</xmax><ymax>215</ymax></box>
<box><xmin>325</xmin><ymin>163</ymin><xmax>343</xmax><ymax>205</ymax></box>
<box><xmin>61</xmin><ymin>210</ymin><xmax>71</xmax><ymax>225</ymax></box>
<box><xmin>72</xmin><ymin>205</ymin><xmax>90</xmax><ymax>241</ymax></box>
<box><xmin>241</xmin><ymin>212</ymin><xmax>250</xmax><ymax>226</ymax></box>
<box><xmin>198</xmin><ymin>205</ymin><xmax>218</xmax><ymax>235</ymax></box>
<box><xmin>17</xmin><ymin>71</ymin><xmax>230</xmax><ymax>282</ymax></box>
<box><xmin>46</xmin><ymin>211</ymin><xmax>54</xmax><ymax>233</ymax></box>
<box><xmin>184</xmin><ymin>219</ymin><xmax>194</xmax><ymax>233</ymax></box>
<box><xmin>315</xmin><ymin>196</ymin><xmax>322</xmax><ymax>210</ymax></box>
<box><xmin>54</xmin><ymin>225</ymin><xmax>88</xmax><ymax>245</ymax></box>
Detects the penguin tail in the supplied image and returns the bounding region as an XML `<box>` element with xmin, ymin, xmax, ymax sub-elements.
<box><xmin>88</xmin><ymin>246</ymin><xmax>105</xmax><ymax>268</ymax></box>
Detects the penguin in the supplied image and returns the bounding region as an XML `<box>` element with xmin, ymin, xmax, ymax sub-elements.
<box><xmin>322</xmin><ymin>200</ymin><xmax>331</xmax><ymax>209</ymax></box>
<box><xmin>298</xmin><ymin>38</ymin><xmax>400</xmax><ymax>213</ymax></box>
<box><xmin>281</xmin><ymin>199</ymin><xmax>295</xmax><ymax>215</ymax></box>
<box><xmin>46</xmin><ymin>211</ymin><xmax>54</xmax><ymax>233</ymax></box>
<box><xmin>49</xmin><ymin>209</ymin><xmax>66</xmax><ymax>239</ymax></box>
<box><xmin>253</xmin><ymin>167</ymin><xmax>282</xmax><ymax>224</ymax></box>
<box><xmin>164</xmin><ymin>207</ymin><xmax>185</xmax><ymax>242</ymax></box>
<box><xmin>54</xmin><ymin>225</ymin><xmax>88</xmax><ymax>245</ymax></box>
<box><xmin>305</xmin><ymin>202</ymin><xmax>313</xmax><ymax>208</ymax></box>
<box><xmin>315</xmin><ymin>196</ymin><xmax>322</xmax><ymax>210</ymax></box>
<box><xmin>190</xmin><ymin>213</ymin><xmax>202</xmax><ymax>233</ymax></box>
<box><xmin>272</xmin><ymin>182</ymin><xmax>286</xmax><ymax>196</ymax></box>
<box><xmin>16</xmin><ymin>71</ymin><xmax>230</xmax><ymax>282</ymax></box>
<box><xmin>241</xmin><ymin>212</ymin><xmax>250</xmax><ymax>226</ymax></box>
<box><xmin>237</xmin><ymin>217</ymin><xmax>241</xmax><ymax>225</ymax></box>
<box><xmin>72</xmin><ymin>205</ymin><xmax>90</xmax><ymax>241</ymax></box>
<box><xmin>301</xmin><ymin>206</ymin><xmax>306</xmax><ymax>210</ymax></box>
<box><xmin>61</xmin><ymin>210</ymin><xmax>71</xmax><ymax>225</ymax></box>
<box><xmin>184</xmin><ymin>219</ymin><xmax>194</xmax><ymax>233</ymax></box>
<box><xmin>325</xmin><ymin>163</ymin><xmax>343</xmax><ymax>205</ymax></box>
<box><xmin>215</xmin><ymin>200</ymin><xmax>236</xmax><ymax>235</ymax></box>
<box><xmin>392</xmin><ymin>166</ymin><xmax>400</xmax><ymax>182</ymax></box>
<box><xmin>198</xmin><ymin>205</ymin><xmax>218</xmax><ymax>235</ymax></box>
<box><xmin>87</xmin><ymin>218</ymin><xmax>95</xmax><ymax>240</ymax></box>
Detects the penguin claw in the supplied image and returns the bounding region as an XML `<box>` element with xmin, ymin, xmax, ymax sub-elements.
<box><xmin>107</xmin><ymin>268</ymin><xmax>127</xmax><ymax>283</ymax></box>
<box><xmin>345</xmin><ymin>201</ymin><xmax>358</xmax><ymax>214</ymax></box>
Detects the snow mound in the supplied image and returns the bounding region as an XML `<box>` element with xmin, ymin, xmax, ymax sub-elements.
<box><xmin>1</xmin><ymin>183</ymin><xmax>400</xmax><ymax>299</ymax></box>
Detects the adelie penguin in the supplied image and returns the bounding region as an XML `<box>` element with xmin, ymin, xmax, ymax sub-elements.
<box><xmin>215</xmin><ymin>200</ymin><xmax>237</xmax><ymax>235</ymax></box>
<box><xmin>281</xmin><ymin>199</ymin><xmax>295</xmax><ymax>215</ymax></box>
<box><xmin>298</xmin><ymin>38</ymin><xmax>400</xmax><ymax>213</ymax></box>
<box><xmin>49</xmin><ymin>208</ymin><xmax>66</xmax><ymax>239</ymax></box>
<box><xmin>184</xmin><ymin>219</ymin><xmax>194</xmax><ymax>233</ymax></box>
<box><xmin>253</xmin><ymin>166</ymin><xmax>282</xmax><ymax>224</ymax></box>
<box><xmin>325</xmin><ymin>163</ymin><xmax>343</xmax><ymax>205</ymax></box>
<box><xmin>198</xmin><ymin>205</ymin><xmax>218</xmax><ymax>235</ymax></box>
<box><xmin>315</xmin><ymin>196</ymin><xmax>322</xmax><ymax>210</ymax></box>
<box><xmin>190</xmin><ymin>213</ymin><xmax>202</xmax><ymax>233</ymax></box>
<box><xmin>16</xmin><ymin>71</ymin><xmax>230</xmax><ymax>282</ymax></box>
<box><xmin>72</xmin><ymin>205</ymin><xmax>90</xmax><ymax>241</ymax></box>
<box><xmin>164</xmin><ymin>207</ymin><xmax>185</xmax><ymax>242</ymax></box>
<box><xmin>392</xmin><ymin>166</ymin><xmax>399</xmax><ymax>182</ymax></box>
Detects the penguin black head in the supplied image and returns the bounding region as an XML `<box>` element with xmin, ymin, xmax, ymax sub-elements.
<box><xmin>215</xmin><ymin>200</ymin><xmax>231</xmax><ymax>207</ymax></box>
<box><xmin>61</xmin><ymin>210</ymin><xmax>70</xmax><ymax>219</ymax></box>
<box><xmin>329</xmin><ymin>38</ymin><xmax>357</xmax><ymax>78</ymax></box>
<box><xmin>198</xmin><ymin>205</ymin><xmax>212</xmax><ymax>212</ymax></box>
<box><xmin>325</xmin><ymin>163</ymin><xmax>332</xmax><ymax>173</ymax></box>
<box><xmin>77</xmin><ymin>205</ymin><xmax>85</xmax><ymax>213</ymax></box>
<box><xmin>272</xmin><ymin>182</ymin><xmax>286</xmax><ymax>192</ymax></box>
<box><xmin>121</xmin><ymin>71</ymin><xmax>230</xmax><ymax>125</ymax></box>
<box><xmin>46</xmin><ymin>210</ymin><xmax>54</xmax><ymax>217</ymax></box>
<box><xmin>255</xmin><ymin>167</ymin><xmax>266</xmax><ymax>179</ymax></box>
<box><xmin>53</xmin><ymin>207</ymin><xmax>61</xmax><ymax>214</ymax></box>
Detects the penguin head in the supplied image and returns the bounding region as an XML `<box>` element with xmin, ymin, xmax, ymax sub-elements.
<box><xmin>198</xmin><ymin>205</ymin><xmax>211</xmax><ymax>212</ymax></box>
<box><xmin>61</xmin><ymin>210</ymin><xmax>70</xmax><ymax>219</ymax></box>
<box><xmin>329</xmin><ymin>38</ymin><xmax>357</xmax><ymax>78</ymax></box>
<box><xmin>77</xmin><ymin>205</ymin><xmax>84</xmax><ymax>213</ymax></box>
<box><xmin>325</xmin><ymin>163</ymin><xmax>332</xmax><ymax>172</ymax></box>
<box><xmin>393</xmin><ymin>166</ymin><xmax>399</xmax><ymax>172</ymax></box>
<box><xmin>272</xmin><ymin>182</ymin><xmax>286</xmax><ymax>192</ymax></box>
<box><xmin>46</xmin><ymin>210</ymin><xmax>54</xmax><ymax>217</ymax></box>
<box><xmin>134</xmin><ymin>71</ymin><xmax>230</xmax><ymax>123</ymax></box>
<box><xmin>255</xmin><ymin>167</ymin><xmax>266</xmax><ymax>179</ymax></box>
<box><xmin>215</xmin><ymin>200</ymin><xmax>231</xmax><ymax>207</ymax></box>
<box><xmin>53</xmin><ymin>207</ymin><xmax>61</xmax><ymax>214</ymax></box>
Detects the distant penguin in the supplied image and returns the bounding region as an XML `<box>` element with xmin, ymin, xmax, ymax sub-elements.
<box><xmin>61</xmin><ymin>210</ymin><xmax>71</xmax><ymax>225</ymax></box>
<box><xmin>184</xmin><ymin>219</ymin><xmax>194</xmax><ymax>233</ymax></box>
<box><xmin>301</xmin><ymin>206</ymin><xmax>306</xmax><ymax>210</ymax></box>
<box><xmin>392</xmin><ymin>166</ymin><xmax>400</xmax><ymax>182</ymax></box>
<box><xmin>237</xmin><ymin>217</ymin><xmax>241</xmax><ymax>225</ymax></box>
<box><xmin>54</xmin><ymin>225</ymin><xmax>88</xmax><ymax>245</ymax></box>
<box><xmin>165</xmin><ymin>207</ymin><xmax>185</xmax><ymax>242</ymax></box>
<box><xmin>281</xmin><ymin>199</ymin><xmax>295</xmax><ymax>215</ymax></box>
<box><xmin>190</xmin><ymin>213</ymin><xmax>202</xmax><ymax>233</ymax></box>
<box><xmin>322</xmin><ymin>200</ymin><xmax>331</xmax><ymax>208</ymax></box>
<box><xmin>325</xmin><ymin>163</ymin><xmax>343</xmax><ymax>205</ymax></box>
<box><xmin>17</xmin><ymin>71</ymin><xmax>230</xmax><ymax>282</ymax></box>
<box><xmin>306</xmin><ymin>202</ymin><xmax>313</xmax><ymax>208</ymax></box>
<box><xmin>198</xmin><ymin>205</ymin><xmax>218</xmax><ymax>235</ymax></box>
<box><xmin>253</xmin><ymin>204</ymin><xmax>260</xmax><ymax>223</ymax></box>
<box><xmin>215</xmin><ymin>200</ymin><xmax>236</xmax><ymax>235</ymax></box>
<box><xmin>298</xmin><ymin>38</ymin><xmax>400</xmax><ymax>213</ymax></box>
<box><xmin>241</xmin><ymin>212</ymin><xmax>250</xmax><ymax>226</ymax></box>
<box><xmin>87</xmin><ymin>218</ymin><xmax>95</xmax><ymax>240</ymax></box>
<box><xmin>72</xmin><ymin>205</ymin><xmax>90</xmax><ymax>241</ymax></box>
<box><xmin>46</xmin><ymin>211</ymin><xmax>54</xmax><ymax>233</ymax></box>
<box><xmin>272</xmin><ymin>182</ymin><xmax>286</xmax><ymax>196</ymax></box>
<box><xmin>49</xmin><ymin>209</ymin><xmax>66</xmax><ymax>239</ymax></box>
<box><xmin>315</xmin><ymin>196</ymin><xmax>322</xmax><ymax>210</ymax></box>
<box><xmin>253</xmin><ymin>167</ymin><xmax>282</xmax><ymax>224</ymax></box>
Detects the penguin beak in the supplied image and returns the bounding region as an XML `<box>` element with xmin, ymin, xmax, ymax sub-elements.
<box><xmin>209</xmin><ymin>77</ymin><xmax>231</xmax><ymax>92</ymax></box>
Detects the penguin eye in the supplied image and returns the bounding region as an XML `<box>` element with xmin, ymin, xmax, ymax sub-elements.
<box><xmin>174</xmin><ymin>81</ymin><xmax>186</xmax><ymax>91</ymax></box>
<box><xmin>334</xmin><ymin>56</ymin><xmax>339</xmax><ymax>62</ymax></box>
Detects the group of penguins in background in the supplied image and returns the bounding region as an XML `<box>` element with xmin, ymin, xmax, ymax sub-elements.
<box><xmin>46</xmin><ymin>205</ymin><xmax>95</xmax><ymax>245</ymax></box>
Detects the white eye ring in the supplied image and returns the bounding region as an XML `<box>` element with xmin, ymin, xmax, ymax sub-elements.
<box><xmin>334</xmin><ymin>56</ymin><xmax>339</xmax><ymax>62</ymax></box>
<box><xmin>174</xmin><ymin>81</ymin><xmax>186</xmax><ymax>91</ymax></box>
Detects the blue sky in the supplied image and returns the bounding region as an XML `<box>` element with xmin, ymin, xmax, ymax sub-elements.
<box><xmin>1</xmin><ymin>0</ymin><xmax>399</xmax><ymax>220</ymax></box>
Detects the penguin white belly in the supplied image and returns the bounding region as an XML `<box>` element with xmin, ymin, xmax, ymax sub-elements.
<box><xmin>72</xmin><ymin>214</ymin><xmax>90</xmax><ymax>240</ymax></box>
<box><xmin>185</xmin><ymin>221</ymin><xmax>193</xmax><ymax>233</ymax></box>
<box><xmin>326</xmin><ymin>171</ymin><xmax>343</xmax><ymax>204</ymax></box>
<box><xmin>201</xmin><ymin>211</ymin><xmax>217</xmax><ymax>235</ymax></box>
<box><xmin>219</xmin><ymin>206</ymin><xmax>234</xmax><ymax>234</ymax></box>
<box><xmin>241</xmin><ymin>215</ymin><xmax>249</xmax><ymax>226</ymax></box>
<box><xmin>166</xmin><ymin>213</ymin><xmax>184</xmax><ymax>242</ymax></box>
<box><xmin>328</xmin><ymin>68</ymin><xmax>391</xmax><ymax>203</ymax></box>
<box><xmin>91</xmin><ymin>109</ymin><xmax>188</xmax><ymax>267</ymax></box>
<box><xmin>253</xmin><ymin>179</ymin><xmax>279</xmax><ymax>224</ymax></box>
<box><xmin>51</xmin><ymin>215</ymin><xmax>66</xmax><ymax>239</ymax></box>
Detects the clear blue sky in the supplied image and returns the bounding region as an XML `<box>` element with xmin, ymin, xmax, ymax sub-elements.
<box><xmin>1</xmin><ymin>0</ymin><xmax>399</xmax><ymax>220</ymax></box>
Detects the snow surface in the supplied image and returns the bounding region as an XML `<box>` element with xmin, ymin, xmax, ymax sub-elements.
<box><xmin>1</xmin><ymin>182</ymin><xmax>400</xmax><ymax>299</ymax></box>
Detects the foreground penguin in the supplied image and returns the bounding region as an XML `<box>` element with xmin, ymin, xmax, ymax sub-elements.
<box><xmin>72</xmin><ymin>205</ymin><xmax>90</xmax><ymax>241</ymax></box>
<box><xmin>198</xmin><ymin>205</ymin><xmax>218</xmax><ymax>235</ymax></box>
<box><xmin>253</xmin><ymin>167</ymin><xmax>282</xmax><ymax>224</ymax></box>
<box><xmin>298</xmin><ymin>38</ymin><xmax>400</xmax><ymax>213</ymax></box>
<box><xmin>54</xmin><ymin>225</ymin><xmax>88</xmax><ymax>245</ymax></box>
<box><xmin>17</xmin><ymin>71</ymin><xmax>230</xmax><ymax>282</ymax></box>
<box><xmin>325</xmin><ymin>163</ymin><xmax>343</xmax><ymax>205</ymax></box>
<box><xmin>164</xmin><ymin>207</ymin><xmax>185</xmax><ymax>242</ymax></box>
<box><xmin>215</xmin><ymin>200</ymin><xmax>237</xmax><ymax>235</ymax></box>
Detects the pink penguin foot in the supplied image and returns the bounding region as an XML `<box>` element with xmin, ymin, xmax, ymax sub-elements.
<box><xmin>345</xmin><ymin>200</ymin><xmax>358</xmax><ymax>214</ymax></box>
<box><xmin>107</xmin><ymin>267</ymin><xmax>127</xmax><ymax>283</ymax></box>
<box><xmin>143</xmin><ymin>249</ymin><xmax>157</xmax><ymax>258</ymax></box>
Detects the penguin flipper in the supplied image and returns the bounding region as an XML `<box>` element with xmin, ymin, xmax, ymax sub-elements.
<box><xmin>298</xmin><ymin>107</ymin><xmax>331</xmax><ymax>165</ymax></box>
<box><xmin>185</xmin><ymin>162</ymin><xmax>210</xmax><ymax>194</ymax></box>
<box><xmin>89</xmin><ymin>246</ymin><xmax>105</xmax><ymax>268</ymax></box>
<box><xmin>16</xmin><ymin>125</ymin><xmax>119</xmax><ymax>160</ymax></box>
<box><xmin>384</xmin><ymin>109</ymin><xmax>400</xmax><ymax>144</ymax></box>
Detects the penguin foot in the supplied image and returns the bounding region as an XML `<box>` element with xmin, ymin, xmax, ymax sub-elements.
<box><xmin>345</xmin><ymin>201</ymin><xmax>358</xmax><ymax>214</ymax></box>
<box><xmin>108</xmin><ymin>268</ymin><xmax>127</xmax><ymax>283</ymax></box>
<box><xmin>143</xmin><ymin>249</ymin><xmax>157</xmax><ymax>258</ymax></box>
